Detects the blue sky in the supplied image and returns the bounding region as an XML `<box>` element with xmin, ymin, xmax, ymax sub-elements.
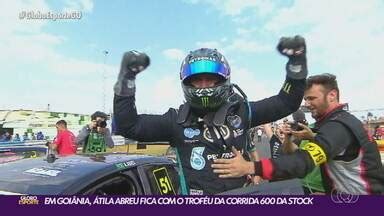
<box><xmin>1</xmin><ymin>0</ymin><xmax>383</xmax><ymax>120</ymax></box>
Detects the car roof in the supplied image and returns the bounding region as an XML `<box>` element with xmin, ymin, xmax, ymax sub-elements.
<box><xmin>0</xmin><ymin>153</ymin><xmax>172</xmax><ymax>195</ymax></box>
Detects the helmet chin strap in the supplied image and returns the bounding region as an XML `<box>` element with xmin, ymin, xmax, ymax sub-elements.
<box><xmin>212</xmin><ymin>84</ymin><xmax>249</xmax><ymax>126</ymax></box>
<box><xmin>176</xmin><ymin>102</ymin><xmax>191</xmax><ymax>125</ymax></box>
<box><xmin>231</xmin><ymin>83</ymin><xmax>248</xmax><ymax>102</ymax></box>
<box><xmin>212</xmin><ymin>93</ymin><xmax>239</xmax><ymax>126</ymax></box>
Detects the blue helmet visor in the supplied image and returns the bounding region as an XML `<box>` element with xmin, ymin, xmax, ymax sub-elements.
<box><xmin>181</xmin><ymin>60</ymin><xmax>230</xmax><ymax>81</ymax></box>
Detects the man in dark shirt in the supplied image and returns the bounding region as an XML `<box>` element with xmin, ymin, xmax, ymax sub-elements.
<box><xmin>114</xmin><ymin>36</ymin><xmax>308</xmax><ymax>194</ymax></box>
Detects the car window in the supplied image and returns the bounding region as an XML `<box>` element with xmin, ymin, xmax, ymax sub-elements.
<box><xmin>82</xmin><ymin>175</ymin><xmax>139</xmax><ymax>195</ymax></box>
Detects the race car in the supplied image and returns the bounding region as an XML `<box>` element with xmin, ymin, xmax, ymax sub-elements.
<box><xmin>0</xmin><ymin>153</ymin><xmax>180</xmax><ymax>195</ymax></box>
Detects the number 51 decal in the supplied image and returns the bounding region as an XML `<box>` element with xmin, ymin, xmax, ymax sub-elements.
<box><xmin>152</xmin><ymin>167</ymin><xmax>176</xmax><ymax>195</ymax></box>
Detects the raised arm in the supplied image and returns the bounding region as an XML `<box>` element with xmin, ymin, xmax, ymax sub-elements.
<box><xmin>250</xmin><ymin>36</ymin><xmax>308</xmax><ymax>126</ymax></box>
<box><xmin>113</xmin><ymin>51</ymin><xmax>175</xmax><ymax>142</ymax></box>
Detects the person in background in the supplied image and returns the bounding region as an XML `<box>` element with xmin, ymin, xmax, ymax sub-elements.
<box><xmin>212</xmin><ymin>73</ymin><xmax>384</xmax><ymax>194</ymax></box>
<box><xmin>22</xmin><ymin>132</ymin><xmax>29</xmax><ymax>141</ymax></box>
<box><xmin>76</xmin><ymin>111</ymin><xmax>114</xmax><ymax>153</ymax></box>
<box><xmin>264</xmin><ymin>122</ymin><xmax>285</xmax><ymax>159</ymax></box>
<box><xmin>279</xmin><ymin>110</ymin><xmax>325</xmax><ymax>194</ymax></box>
<box><xmin>0</xmin><ymin>132</ymin><xmax>11</xmax><ymax>142</ymax></box>
<box><xmin>13</xmin><ymin>133</ymin><xmax>21</xmax><ymax>142</ymax></box>
<box><xmin>49</xmin><ymin>120</ymin><xmax>76</xmax><ymax>156</ymax></box>
<box><xmin>36</xmin><ymin>131</ymin><xmax>45</xmax><ymax>140</ymax></box>
<box><xmin>256</xmin><ymin>128</ymin><xmax>263</xmax><ymax>142</ymax></box>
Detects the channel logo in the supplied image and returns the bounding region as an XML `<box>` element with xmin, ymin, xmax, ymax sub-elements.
<box><xmin>331</xmin><ymin>189</ymin><xmax>359</xmax><ymax>204</ymax></box>
<box><xmin>18</xmin><ymin>196</ymin><xmax>39</xmax><ymax>205</ymax></box>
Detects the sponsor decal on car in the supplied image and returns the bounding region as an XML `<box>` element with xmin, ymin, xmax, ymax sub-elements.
<box><xmin>115</xmin><ymin>160</ymin><xmax>136</xmax><ymax>170</ymax></box>
<box><xmin>24</xmin><ymin>167</ymin><xmax>62</xmax><ymax>177</ymax></box>
<box><xmin>152</xmin><ymin>167</ymin><xmax>176</xmax><ymax>195</ymax></box>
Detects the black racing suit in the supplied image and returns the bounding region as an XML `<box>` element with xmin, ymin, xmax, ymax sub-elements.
<box><xmin>114</xmin><ymin>77</ymin><xmax>305</xmax><ymax>195</ymax></box>
<box><xmin>257</xmin><ymin>106</ymin><xmax>384</xmax><ymax>194</ymax></box>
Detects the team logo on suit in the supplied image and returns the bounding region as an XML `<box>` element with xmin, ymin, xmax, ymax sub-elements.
<box><xmin>190</xmin><ymin>147</ymin><xmax>206</xmax><ymax>170</ymax></box>
<box><xmin>203</xmin><ymin>125</ymin><xmax>230</xmax><ymax>142</ymax></box>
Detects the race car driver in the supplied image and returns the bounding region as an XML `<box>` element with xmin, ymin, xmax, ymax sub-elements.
<box><xmin>113</xmin><ymin>36</ymin><xmax>308</xmax><ymax>195</ymax></box>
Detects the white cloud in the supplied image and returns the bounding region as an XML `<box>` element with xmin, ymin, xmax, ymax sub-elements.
<box><xmin>195</xmin><ymin>37</ymin><xmax>272</xmax><ymax>54</ymax></box>
<box><xmin>0</xmin><ymin>0</ymin><xmax>114</xmax><ymax>114</ymax></box>
<box><xmin>264</xmin><ymin>0</ymin><xmax>384</xmax><ymax>110</ymax></box>
<box><xmin>232</xmin><ymin>16</ymin><xmax>251</xmax><ymax>24</ymax></box>
<box><xmin>136</xmin><ymin>75</ymin><xmax>184</xmax><ymax>113</ymax></box>
<box><xmin>186</xmin><ymin>0</ymin><xmax>276</xmax><ymax>17</ymax></box>
<box><xmin>231</xmin><ymin>66</ymin><xmax>274</xmax><ymax>101</ymax></box>
<box><xmin>226</xmin><ymin>38</ymin><xmax>272</xmax><ymax>53</ymax></box>
<box><xmin>162</xmin><ymin>48</ymin><xmax>185</xmax><ymax>61</ymax></box>
<box><xmin>186</xmin><ymin>0</ymin><xmax>384</xmax><ymax>111</ymax></box>
<box><xmin>152</xmin><ymin>76</ymin><xmax>184</xmax><ymax>108</ymax></box>
<box><xmin>195</xmin><ymin>40</ymin><xmax>222</xmax><ymax>49</ymax></box>
<box><xmin>0</xmin><ymin>0</ymin><xmax>50</xmax><ymax>36</ymax></box>
<box><xmin>236</xmin><ymin>27</ymin><xmax>254</xmax><ymax>36</ymax></box>
<box><xmin>182</xmin><ymin>0</ymin><xmax>201</xmax><ymax>4</ymax></box>
<box><xmin>63</xmin><ymin>0</ymin><xmax>94</xmax><ymax>13</ymax></box>
<box><xmin>0</xmin><ymin>1</ymin><xmax>61</xmax><ymax>64</ymax></box>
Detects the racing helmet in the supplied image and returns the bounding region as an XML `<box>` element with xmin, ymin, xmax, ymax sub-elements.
<box><xmin>180</xmin><ymin>48</ymin><xmax>232</xmax><ymax>111</ymax></box>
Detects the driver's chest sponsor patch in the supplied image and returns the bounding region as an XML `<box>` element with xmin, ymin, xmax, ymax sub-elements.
<box><xmin>184</xmin><ymin>128</ymin><xmax>201</xmax><ymax>138</ymax></box>
<box><xmin>203</xmin><ymin>125</ymin><xmax>231</xmax><ymax>143</ymax></box>
<box><xmin>190</xmin><ymin>147</ymin><xmax>206</xmax><ymax>170</ymax></box>
<box><xmin>227</xmin><ymin>115</ymin><xmax>242</xmax><ymax>128</ymax></box>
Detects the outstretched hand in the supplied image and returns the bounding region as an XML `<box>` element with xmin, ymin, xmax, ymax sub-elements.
<box><xmin>211</xmin><ymin>147</ymin><xmax>254</xmax><ymax>178</ymax></box>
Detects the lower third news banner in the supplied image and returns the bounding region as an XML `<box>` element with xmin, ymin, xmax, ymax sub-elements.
<box><xmin>11</xmin><ymin>194</ymin><xmax>374</xmax><ymax>206</ymax></box>
<box><xmin>2</xmin><ymin>195</ymin><xmax>383</xmax><ymax>215</ymax></box>
<box><xmin>39</xmin><ymin>196</ymin><xmax>313</xmax><ymax>205</ymax></box>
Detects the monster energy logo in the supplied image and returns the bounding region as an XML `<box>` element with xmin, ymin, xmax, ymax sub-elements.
<box><xmin>282</xmin><ymin>82</ymin><xmax>292</xmax><ymax>94</ymax></box>
<box><xmin>201</xmin><ymin>97</ymin><xmax>209</xmax><ymax>107</ymax></box>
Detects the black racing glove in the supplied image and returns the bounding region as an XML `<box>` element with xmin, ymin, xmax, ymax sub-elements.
<box><xmin>114</xmin><ymin>51</ymin><xmax>150</xmax><ymax>96</ymax></box>
<box><xmin>277</xmin><ymin>35</ymin><xmax>307</xmax><ymax>80</ymax></box>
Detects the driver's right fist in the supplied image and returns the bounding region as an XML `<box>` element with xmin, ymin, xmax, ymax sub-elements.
<box><xmin>277</xmin><ymin>35</ymin><xmax>306</xmax><ymax>59</ymax></box>
<box><xmin>276</xmin><ymin>35</ymin><xmax>307</xmax><ymax>79</ymax></box>
<box><xmin>120</xmin><ymin>50</ymin><xmax>150</xmax><ymax>80</ymax></box>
